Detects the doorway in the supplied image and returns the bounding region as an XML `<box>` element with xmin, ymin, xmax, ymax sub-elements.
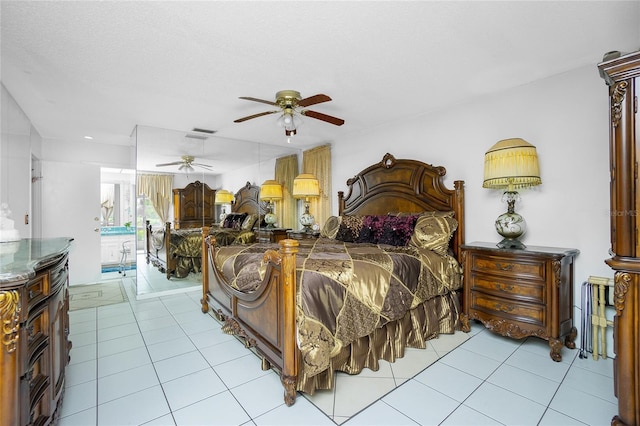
<box><xmin>100</xmin><ymin>168</ymin><xmax>136</xmax><ymax>281</ymax></box>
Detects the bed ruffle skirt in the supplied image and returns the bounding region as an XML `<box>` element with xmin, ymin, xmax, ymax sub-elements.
<box><xmin>295</xmin><ymin>290</ymin><xmax>462</xmax><ymax>395</ymax></box>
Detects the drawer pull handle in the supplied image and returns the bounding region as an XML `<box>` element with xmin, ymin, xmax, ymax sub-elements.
<box><xmin>495</xmin><ymin>283</ymin><xmax>514</xmax><ymax>292</ymax></box>
<box><xmin>25</xmin><ymin>368</ymin><xmax>34</xmax><ymax>383</ymax></box>
<box><xmin>494</xmin><ymin>263</ymin><xmax>514</xmax><ymax>271</ymax></box>
<box><xmin>495</xmin><ymin>303</ymin><xmax>515</xmax><ymax>313</ymax></box>
<box><xmin>27</xmin><ymin>325</ymin><xmax>35</xmax><ymax>341</ymax></box>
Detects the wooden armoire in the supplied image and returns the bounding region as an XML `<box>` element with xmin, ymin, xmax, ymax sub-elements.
<box><xmin>598</xmin><ymin>50</ymin><xmax>640</xmax><ymax>426</ymax></box>
<box><xmin>172</xmin><ymin>181</ymin><xmax>216</xmax><ymax>229</ymax></box>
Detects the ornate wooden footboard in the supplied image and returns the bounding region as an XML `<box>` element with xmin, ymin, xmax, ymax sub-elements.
<box><xmin>201</xmin><ymin>233</ymin><xmax>300</xmax><ymax>405</ymax></box>
<box><xmin>201</xmin><ymin>153</ymin><xmax>466</xmax><ymax>406</ymax></box>
<box><xmin>145</xmin><ymin>182</ymin><xmax>265</xmax><ymax>280</ymax></box>
<box><xmin>145</xmin><ymin>221</ymin><xmax>176</xmax><ymax>279</ymax></box>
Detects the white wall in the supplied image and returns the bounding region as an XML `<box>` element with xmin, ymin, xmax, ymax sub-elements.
<box><xmin>332</xmin><ymin>62</ymin><xmax>614</xmax><ymax>354</ymax></box>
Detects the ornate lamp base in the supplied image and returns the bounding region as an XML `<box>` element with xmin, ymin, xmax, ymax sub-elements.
<box><xmin>495</xmin><ymin>191</ymin><xmax>527</xmax><ymax>249</ymax></box>
<box><xmin>299</xmin><ymin>202</ymin><xmax>315</xmax><ymax>233</ymax></box>
<box><xmin>264</xmin><ymin>213</ymin><xmax>277</xmax><ymax>228</ymax></box>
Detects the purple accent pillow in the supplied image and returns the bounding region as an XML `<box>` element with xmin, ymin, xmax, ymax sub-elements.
<box><xmin>357</xmin><ymin>215</ymin><xmax>387</xmax><ymax>244</ymax></box>
<box><xmin>378</xmin><ymin>215</ymin><xmax>419</xmax><ymax>246</ymax></box>
<box><xmin>223</xmin><ymin>213</ymin><xmax>247</xmax><ymax>229</ymax></box>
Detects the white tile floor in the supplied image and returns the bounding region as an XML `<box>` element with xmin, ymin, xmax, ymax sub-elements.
<box><xmin>133</xmin><ymin>252</ymin><xmax>201</xmax><ymax>297</ymax></box>
<box><xmin>60</xmin><ymin>277</ymin><xmax>618</xmax><ymax>426</ymax></box>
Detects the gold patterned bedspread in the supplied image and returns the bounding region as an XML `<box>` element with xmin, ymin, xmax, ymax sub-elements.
<box><xmin>155</xmin><ymin>228</ymin><xmax>255</xmax><ymax>278</ymax></box>
<box><xmin>213</xmin><ymin>237</ymin><xmax>462</xmax><ymax>376</ymax></box>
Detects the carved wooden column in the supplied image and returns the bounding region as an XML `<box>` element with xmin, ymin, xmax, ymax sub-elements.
<box><xmin>598</xmin><ymin>50</ymin><xmax>640</xmax><ymax>426</ymax></box>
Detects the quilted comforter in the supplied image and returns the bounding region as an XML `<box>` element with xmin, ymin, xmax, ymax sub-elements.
<box><xmin>213</xmin><ymin>237</ymin><xmax>463</xmax><ymax>376</ymax></box>
<box><xmin>151</xmin><ymin>227</ymin><xmax>256</xmax><ymax>278</ymax></box>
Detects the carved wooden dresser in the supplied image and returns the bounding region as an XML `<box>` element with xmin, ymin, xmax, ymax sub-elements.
<box><xmin>461</xmin><ymin>242</ymin><xmax>579</xmax><ymax>362</ymax></box>
<box><xmin>173</xmin><ymin>180</ymin><xmax>216</xmax><ymax>229</ymax></box>
<box><xmin>0</xmin><ymin>237</ymin><xmax>73</xmax><ymax>426</ymax></box>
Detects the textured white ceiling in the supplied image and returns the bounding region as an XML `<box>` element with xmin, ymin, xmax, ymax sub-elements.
<box><xmin>1</xmin><ymin>1</ymin><xmax>639</xmax><ymax>171</ymax></box>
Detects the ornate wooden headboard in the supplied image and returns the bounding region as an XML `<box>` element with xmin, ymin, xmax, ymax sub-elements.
<box><xmin>337</xmin><ymin>153</ymin><xmax>465</xmax><ymax>261</ymax></box>
<box><xmin>231</xmin><ymin>181</ymin><xmax>267</xmax><ymax>216</ymax></box>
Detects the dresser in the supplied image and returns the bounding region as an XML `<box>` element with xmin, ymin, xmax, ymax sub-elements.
<box><xmin>0</xmin><ymin>238</ymin><xmax>73</xmax><ymax>426</ymax></box>
<box><xmin>173</xmin><ymin>181</ymin><xmax>216</xmax><ymax>229</ymax></box>
<box><xmin>256</xmin><ymin>228</ymin><xmax>289</xmax><ymax>243</ymax></box>
<box><xmin>598</xmin><ymin>50</ymin><xmax>640</xmax><ymax>426</ymax></box>
<box><xmin>461</xmin><ymin>242</ymin><xmax>579</xmax><ymax>362</ymax></box>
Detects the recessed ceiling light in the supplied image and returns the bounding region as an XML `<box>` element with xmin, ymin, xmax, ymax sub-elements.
<box><xmin>84</xmin><ymin>135</ymin><xmax>93</xmax><ymax>140</ymax></box>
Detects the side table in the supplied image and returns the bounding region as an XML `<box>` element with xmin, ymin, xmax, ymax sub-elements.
<box><xmin>460</xmin><ymin>241</ymin><xmax>579</xmax><ymax>362</ymax></box>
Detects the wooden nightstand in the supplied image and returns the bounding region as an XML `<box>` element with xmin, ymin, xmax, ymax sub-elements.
<box><xmin>460</xmin><ymin>242</ymin><xmax>579</xmax><ymax>362</ymax></box>
<box><xmin>286</xmin><ymin>230</ymin><xmax>320</xmax><ymax>240</ymax></box>
<box><xmin>256</xmin><ymin>228</ymin><xmax>289</xmax><ymax>243</ymax></box>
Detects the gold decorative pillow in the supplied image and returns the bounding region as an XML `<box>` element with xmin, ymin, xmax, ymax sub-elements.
<box><xmin>321</xmin><ymin>216</ymin><xmax>342</xmax><ymax>239</ymax></box>
<box><xmin>233</xmin><ymin>230</ymin><xmax>256</xmax><ymax>245</ymax></box>
<box><xmin>335</xmin><ymin>215</ymin><xmax>364</xmax><ymax>242</ymax></box>
<box><xmin>241</xmin><ymin>213</ymin><xmax>259</xmax><ymax>230</ymax></box>
<box><xmin>409</xmin><ymin>212</ymin><xmax>457</xmax><ymax>255</ymax></box>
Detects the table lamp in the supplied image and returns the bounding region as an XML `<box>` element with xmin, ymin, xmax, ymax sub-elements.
<box><xmin>292</xmin><ymin>173</ymin><xmax>320</xmax><ymax>233</ymax></box>
<box><xmin>214</xmin><ymin>189</ymin><xmax>234</xmax><ymax>223</ymax></box>
<box><xmin>259</xmin><ymin>180</ymin><xmax>283</xmax><ymax>228</ymax></box>
<box><xmin>483</xmin><ymin>138</ymin><xmax>541</xmax><ymax>249</ymax></box>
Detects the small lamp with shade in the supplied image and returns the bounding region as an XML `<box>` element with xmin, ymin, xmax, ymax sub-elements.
<box><xmin>214</xmin><ymin>189</ymin><xmax>234</xmax><ymax>224</ymax></box>
<box><xmin>483</xmin><ymin>138</ymin><xmax>541</xmax><ymax>249</ymax></box>
<box><xmin>292</xmin><ymin>173</ymin><xmax>320</xmax><ymax>233</ymax></box>
<box><xmin>259</xmin><ymin>180</ymin><xmax>283</xmax><ymax>228</ymax></box>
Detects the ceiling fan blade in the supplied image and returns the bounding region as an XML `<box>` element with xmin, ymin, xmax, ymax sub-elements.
<box><xmin>301</xmin><ymin>110</ymin><xmax>345</xmax><ymax>126</ymax></box>
<box><xmin>233</xmin><ymin>110</ymin><xmax>279</xmax><ymax>123</ymax></box>
<box><xmin>239</xmin><ymin>96</ymin><xmax>278</xmax><ymax>106</ymax></box>
<box><xmin>155</xmin><ymin>161</ymin><xmax>184</xmax><ymax>167</ymax></box>
<box><xmin>297</xmin><ymin>94</ymin><xmax>332</xmax><ymax>108</ymax></box>
<box><xmin>192</xmin><ymin>163</ymin><xmax>213</xmax><ymax>169</ymax></box>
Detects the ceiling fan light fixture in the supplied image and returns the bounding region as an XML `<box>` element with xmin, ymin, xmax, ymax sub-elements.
<box><xmin>234</xmin><ymin>90</ymin><xmax>343</xmax><ymax>136</ymax></box>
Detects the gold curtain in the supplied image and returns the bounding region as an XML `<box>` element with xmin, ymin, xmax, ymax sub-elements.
<box><xmin>275</xmin><ymin>154</ymin><xmax>299</xmax><ymax>230</ymax></box>
<box><xmin>302</xmin><ymin>144</ymin><xmax>331</xmax><ymax>229</ymax></box>
<box><xmin>136</xmin><ymin>173</ymin><xmax>174</xmax><ymax>224</ymax></box>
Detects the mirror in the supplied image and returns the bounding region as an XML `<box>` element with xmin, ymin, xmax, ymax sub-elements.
<box><xmin>134</xmin><ymin>125</ymin><xmax>301</xmax><ymax>297</ymax></box>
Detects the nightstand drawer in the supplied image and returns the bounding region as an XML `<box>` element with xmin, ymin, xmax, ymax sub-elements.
<box><xmin>470</xmin><ymin>292</ymin><xmax>545</xmax><ymax>326</ymax></box>
<box><xmin>468</xmin><ymin>274</ymin><xmax>545</xmax><ymax>303</ymax></box>
<box><xmin>470</xmin><ymin>254</ymin><xmax>546</xmax><ymax>281</ymax></box>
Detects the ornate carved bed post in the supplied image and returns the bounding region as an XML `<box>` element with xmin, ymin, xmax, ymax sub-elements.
<box><xmin>145</xmin><ymin>220</ymin><xmax>151</xmax><ymax>264</ymax></box>
<box><xmin>201</xmin><ymin>228</ymin><xmax>211</xmax><ymax>314</ymax></box>
<box><xmin>164</xmin><ymin>222</ymin><xmax>172</xmax><ymax>279</ymax></box>
<box><xmin>278</xmin><ymin>238</ymin><xmax>299</xmax><ymax>406</ymax></box>
<box><xmin>453</xmin><ymin>180</ymin><xmax>465</xmax><ymax>261</ymax></box>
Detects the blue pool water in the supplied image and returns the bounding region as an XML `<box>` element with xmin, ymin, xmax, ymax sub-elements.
<box><xmin>100</xmin><ymin>226</ymin><xmax>135</xmax><ymax>236</ymax></box>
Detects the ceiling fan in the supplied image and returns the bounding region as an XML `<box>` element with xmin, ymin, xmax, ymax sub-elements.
<box><xmin>155</xmin><ymin>155</ymin><xmax>213</xmax><ymax>171</ymax></box>
<box><xmin>233</xmin><ymin>90</ymin><xmax>345</xmax><ymax>136</ymax></box>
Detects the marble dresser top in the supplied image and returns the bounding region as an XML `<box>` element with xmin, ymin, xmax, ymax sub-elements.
<box><xmin>0</xmin><ymin>238</ymin><xmax>73</xmax><ymax>284</ymax></box>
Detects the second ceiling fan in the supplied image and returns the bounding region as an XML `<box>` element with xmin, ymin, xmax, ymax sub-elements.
<box><xmin>155</xmin><ymin>155</ymin><xmax>213</xmax><ymax>172</ymax></box>
<box><xmin>233</xmin><ymin>90</ymin><xmax>345</xmax><ymax>136</ymax></box>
